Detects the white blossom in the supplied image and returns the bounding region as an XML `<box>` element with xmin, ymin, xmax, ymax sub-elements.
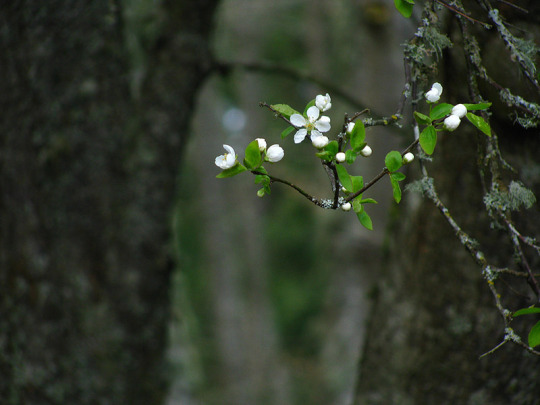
<box><xmin>266</xmin><ymin>144</ymin><xmax>284</xmax><ymax>162</ymax></box>
<box><xmin>215</xmin><ymin>144</ymin><xmax>236</xmax><ymax>170</ymax></box>
<box><xmin>312</xmin><ymin>135</ymin><xmax>329</xmax><ymax>149</ymax></box>
<box><xmin>341</xmin><ymin>202</ymin><xmax>352</xmax><ymax>211</ymax></box>
<box><xmin>444</xmin><ymin>114</ymin><xmax>461</xmax><ymax>131</ymax></box>
<box><xmin>425</xmin><ymin>82</ymin><xmax>443</xmax><ymax>103</ymax></box>
<box><xmin>451</xmin><ymin>104</ymin><xmax>467</xmax><ymax>118</ymax></box>
<box><xmin>256</xmin><ymin>138</ymin><xmax>267</xmax><ymax>151</ymax></box>
<box><xmin>290</xmin><ymin>106</ymin><xmax>331</xmax><ymax>144</ymax></box>
<box><xmin>346</xmin><ymin>122</ymin><xmax>355</xmax><ymax>134</ymax></box>
<box><xmin>336</xmin><ymin>152</ymin><xmax>346</xmax><ymax>163</ymax></box>
<box><xmin>315</xmin><ymin>93</ymin><xmax>332</xmax><ymax>112</ymax></box>
<box><xmin>360</xmin><ymin>145</ymin><xmax>372</xmax><ymax>157</ymax></box>
<box><xmin>403</xmin><ymin>152</ymin><xmax>415</xmax><ymax>164</ymax></box>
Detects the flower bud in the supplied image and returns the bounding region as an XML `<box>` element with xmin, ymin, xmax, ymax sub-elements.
<box><xmin>346</xmin><ymin>122</ymin><xmax>355</xmax><ymax>134</ymax></box>
<box><xmin>360</xmin><ymin>145</ymin><xmax>372</xmax><ymax>157</ymax></box>
<box><xmin>444</xmin><ymin>114</ymin><xmax>461</xmax><ymax>131</ymax></box>
<box><xmin>257</xmin><ymin>189</ymin><xmax>265</xmax><ymax>197</ymax></box>
<box><xmin>425</xmin><ymin>82</ymin><xmax>443</xmax><ymax>103</ymax></box>
<box><xmin>341</xmin><ymin>202</ymin><xmax>352</xmax><ymax>211</ymax></box>
<box><xmin>266</xmin><ymin>144</ymin><xmax>284</xmax><ymax>162</ymax></box>
<box><xmin>451</xmin><ymin>104</ymin><xmax>467</xmax><ymax>118</ymax></box>
<box><xmin>256</xmin><ymin>138</ymin><xmax>267</xmax><ymax>151</ymax></box>
<box><xmin>312</xmin><ymin>135</ymin><xmax>329</xmax><ymax>149</ymax></box>
<box><xmin>336</xmin><ymin>152</ymin><xmax>346</xmax><ymax>163</ymax></box>
<box><xmin>403</xmin><ymin>152</ymin><xmax>414</xmax><ymax>164</ymax></box>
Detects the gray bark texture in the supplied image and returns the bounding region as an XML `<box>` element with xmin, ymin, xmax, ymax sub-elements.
<box><xmin>354</xmin><ymin>4</ymin><xmax>540</xmax><ymax>404</ymax></box>
<box><xmin>0</xmin><ymin>0</ymin><xmax>219</xmax><ymax>403</ymax></box>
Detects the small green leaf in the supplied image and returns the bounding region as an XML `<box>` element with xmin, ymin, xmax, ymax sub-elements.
<box><xmin>394</xmin><ymin>0</ymin><xmax>413</xmax><ymax>17</ymax></box>
<box><xmin>350</xmin><ymin>121</ymin><xmax>366</xmax><ymax>151</ymax></box>
<box><xmin>351</xmin><ymin>175</ymin><xmax>364</xmax><ymax>193</ymax></box>
<box><xmin>463</xmin><ymin>102</ymin><xmax>492</xmax><ymax>111</ymax></box>
<box><xmin>336</xmin><ymin>164</ymin><xmax>352</xmax><ymax>192</ymax></box>
<box><xmin>243</xmin><ymin>140</ymin><xmax>262</xmax><ymax>170</ymax></box>
<box><xmin>390</xmin><ymin>172</ymin><xmax>405</xmax><ymax>203</ymax></box>
<box><xmin>360</xmin><ymin>198</ymin><xmax>378</xmax><ymax>204</ymax></box>
<box><xmin>385</xmin><ymin>151</ymin><xmax>403</xmax><ymax>172</ymax></box>
<box><xmin>429</xmin><ymin>103</ymin><xmax>453</xmax><ymax>120</ymax></box>
<box><xmin>528</xmin><ymin>320</ymin><xmax>540</xmax><ymax>348</ymax></box>
<box><xmin>403</xmin><ymin>0</ymin><xmax>415</xmax><ymax>4</ymax></box>
<box><xmin>513</xmin><ymin>307</ymin><xmax>540</xmax><ymax>317</ymax></box>
<box><xmin>325</xmin><ymin>140</ymin><xmax>339</xmax><ymax>156</ymax></box>
<box><xmin>271</xmin><ymin>104</ymin><xmax>300</xmax><ymax>119</ymax></box>
<box><xmin>216</xmin><ymin>163</ymin><xmax>247</xmax><ymax>178</ymax></box>
<box><xmin>345</xmin><ymin>149</ymin><xmax>358</xmax><ymax>164</ymax></box>
<box><xmin>357</xmin><ymin>209</ymin><xmax>373</xmax><ymax>230</ymax></box>
<box><xmin>419</xmin><ymin>125</ymin><xmax>437</xmax><ymax>155</ymax></box>
<box><xmin>281</xmin><ymin>126</ymin><xmax>295</xmax><ymax>139</ymax></box>
<box><xmin>315</xmin><ymin>151</ymin><xmax>333</xmax><ymax>162</ymax></box>
<box><xmin>466</xmin><ymin>113</ymin><xmax>491</xmax><ymax>137</ymax></box>
<box><xmin>413</xmin><ymin>111</ymin><xmax>431</xmax><ymax>126</ymax></box>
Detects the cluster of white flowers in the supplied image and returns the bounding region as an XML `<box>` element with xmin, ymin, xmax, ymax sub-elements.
<box><xmin>215</xmin><ymin>140</ymin><xmax>284</xmax><ymax>170</ymax></box>
<box><xmin>425</xmin><ymin>83</ymin><xmax>468</xmax><ymax>132</ymax></box>
<box><xmin>291</xmin><ymin>93</ymin><xmax>332</xmax><ymax>145</ymax></box>
<box><xmin>444</xmin><ymin>103</ymin><xmax>467</xmax><ymax>131</ymax></box>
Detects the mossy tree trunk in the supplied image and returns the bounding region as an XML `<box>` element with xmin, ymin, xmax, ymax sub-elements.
<box><xmin>0</xmin><ymin>0</ymin><xmax>219</xmax><ymax>403</ymax></box>
<box><xmin>354</xmin><ymin>3</ymin><xmax>540</xmax><ymax>404</ymax></box>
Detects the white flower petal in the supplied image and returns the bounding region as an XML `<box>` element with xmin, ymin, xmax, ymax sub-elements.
<box><xmin>294</xmin><ymin>128</ymin><xmax>308</xmax><ymax>144</ymax></box>
<box><xmin>425</xmin><ymin>89</ymin><xmax>440</xmax><ymax>103</ymax></box>
<box><xmin>223</xmin><ymin>144</ymin><xmax>235</xmax><ymax>155</ymax></box>
<box><xmin>315</xmin><ymin>117</ymin><xmax>331</xmax><ymax>132</ymax></box>
<box><xmin>306</xmin><ymin>106</ymin><xmax>320</xmax><ymax>121</ymax></box>
<box><xmin>256</xmin><ymin>138</ymin><xmax>267</xmax><ymax>151</ymax></box>
<box><xmin>444</xmin><ymin>114</ymin><xmax>461</xmax><ymax>131</ymax></box>
<box><xmin>312</xmin><ymin>135</ymin><xmax>329</xmax><ymax>148</ymax></box>
<box><xmin>432</xmin><ymin>82</ymin><xmax>443</xmax><ymax>95</ymax></box>
<box><xmin>290</xmin><ymin>114</ymin><xmax>306</xmax><ymax>127</ymax></box>
<box><xmin>310</xmin><ymin>130</ymin><xmax>323</xmax><ymax>141</ymax></box>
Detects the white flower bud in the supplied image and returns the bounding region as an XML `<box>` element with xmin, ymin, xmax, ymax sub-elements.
<box><xmin>336</xmin><ymin>152</ymin><xmax>346</xmax><ymax>163</ymax></box>
<box><xmin>425</xmin><ymin>82</ymin><xmax>443</xmax><ymax>103</ymax></box>
<box><xmin>451</xmin><ymin>104</ymin><xmax>467</xmax><ymax>118</ymax></box>
<box><xmin>346</xmin><ymin>122</ymin><xmax>355</xmax><ymax>134</ymax></box>
<box><xmin>360</xmin><ymin>145</ymin><xmax>372</xmax><ymax>157</ymax></box>
<box><xmin>255</xmin><ymin>138</ymin><xmax>267</xmax><ymax>151</ymax></box>
<box><xmin>341</xmin><ymin>202</ymin><xmax>352</xmax><ymax>211</ymax></box>
<box><xmin>444</xmin><ymin>114</ymin><xmax>461</xmax><ymax>131</ymax></box>
<box><xmin>403</xmin><ymin>152</ymin><xmax>415</xmax><ymax>164</ymax></box>
<box><xmin>266</xmin><ymin>144</ymin><xmax>284</xmax><ymax>162</ymax></box>
<box><xmin>312</xmin><ymin>135</ymin><xmax>329</xmax><ymax>149</ymax></box>
<box><xmin>315</xmin><ymin>93</ymin><xmax>332</xmax><ymax>112</ymax></box>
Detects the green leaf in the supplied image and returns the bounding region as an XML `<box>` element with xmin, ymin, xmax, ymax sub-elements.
<box><xmin>429</xmin><ymin>103</ymin><xmax>453</xmax><ymax>120</ymax></box>
<box><xmin>390</xmin><ymin>172</ymin><xmax>405</xmax><ymax>203</ymax></box>
<box><xmin>413</xmin><ymin>111</ymin><xmax>431</xmax><ymax>126</ymax></box>
<box><xmin>345</xmin><ymin>149</ymin><xmax>358</xmax><ymax>164</ymax></box>
<box><xmin>463</xmin><ymin>102</ymin><xmax>491</xmax><ymax>111</ymax></box>
<box><xmin>351</xmin><ymin>175</ymin><xmax>364</xmax><ymax>193</ymax></box>
<box><xmin>216</xmin><ymin>163</ymin><xmax>247</xmax><ymax>178</ymax></box>
<box><xmin>385</xmin><ymin>151</ymin><xmax>403</xmax><ymax>172</ymax></box>
<box><xmin>325</xmin><ymin>140</ymin><xmax>339</xmax><ymax>157</ymax></box>
<box><xmin>271</xmin><ymin>104</ymin><xmax>300</xmax><ymax>119</ymax></box>
<box><xmin>315</xmin><ymin>151</ymin><xmax>332</xmax><ymax>162</ymax></box>
<box><xmin>513</xmin><ymin>307</ymin><xmax>540</xmax><ymax>317</ymax></box>
<box><xmin>419</xmin><ymin>125</ymin><xmax>437</xmax><ymax>155</ymax></box>
<box><xmin>466</xmin><ymin>113</ymin><xmax>491</xmax><ymax>137</ymax></box>
<box><xmin>243</xmin><ymin>140</ymin><xmax>262</xmax><ymax>170</ymax></box>
<box><xmin>281</xmin><ymin>125</ymin><xmax>295</xmax><ymax>139</ymax></box>
<box><xmin>360</xmin><ymin>198</ymin><xmax>378</xmax><ymax>204</ymax></box>
<box><xmin>403</xmin><ymin>0</ymin><xmax>415</xmax><ymax>3</ymax></box>
<box><xmin>357</xmin><ymin>209</ymin><xmax>373</xmax><ymax>230</ymax></box>
<box><xmin>350</xmin><ymin>121</ymin><xmax>366</xmax><ymax>151</ymax></box>
<box><xmin>528</xmin><ymin>320</ymin><xmax>540</xmax><ymax>348</ymax></box>
<box><xmin>394</xmin><ymin>0</ymin><xmax>413</xmax><ymax>17</ymax></box>
<box><xmin>336</xmin><ymin>164</ymin><xmax>352</xmax><ymax>192</ymax></box>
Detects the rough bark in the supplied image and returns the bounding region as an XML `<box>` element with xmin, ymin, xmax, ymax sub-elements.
<box><xmin>0</xmin><ymin>0</ymin><xmax>219</xmax><ymax>403</ymax></box>
<box><xmin>354</xmin><ymin>4</ymin><xmax>540</xmax><ymax>404</ymax></box>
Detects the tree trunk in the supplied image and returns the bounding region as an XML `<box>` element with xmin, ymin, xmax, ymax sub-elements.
<box><xmin>0</xmin><ymin>0</ymin><xmax>219</xmax><ymax>403</ymax></box>
<box><xmin>354</xmin><ymin>3</ymin><xmax>540</xmax><ymax>404</ymax></box>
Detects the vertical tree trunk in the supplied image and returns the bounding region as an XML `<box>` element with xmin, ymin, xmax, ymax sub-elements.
<box><xmin>354</xmin><ymin>4</ymin><xmax>540</xmax><ymax>404</ymax></box>
<box><xmin>0</xmin><ymin>0</ymin><xmax>219</xmax><ymax>403</ymax></box>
